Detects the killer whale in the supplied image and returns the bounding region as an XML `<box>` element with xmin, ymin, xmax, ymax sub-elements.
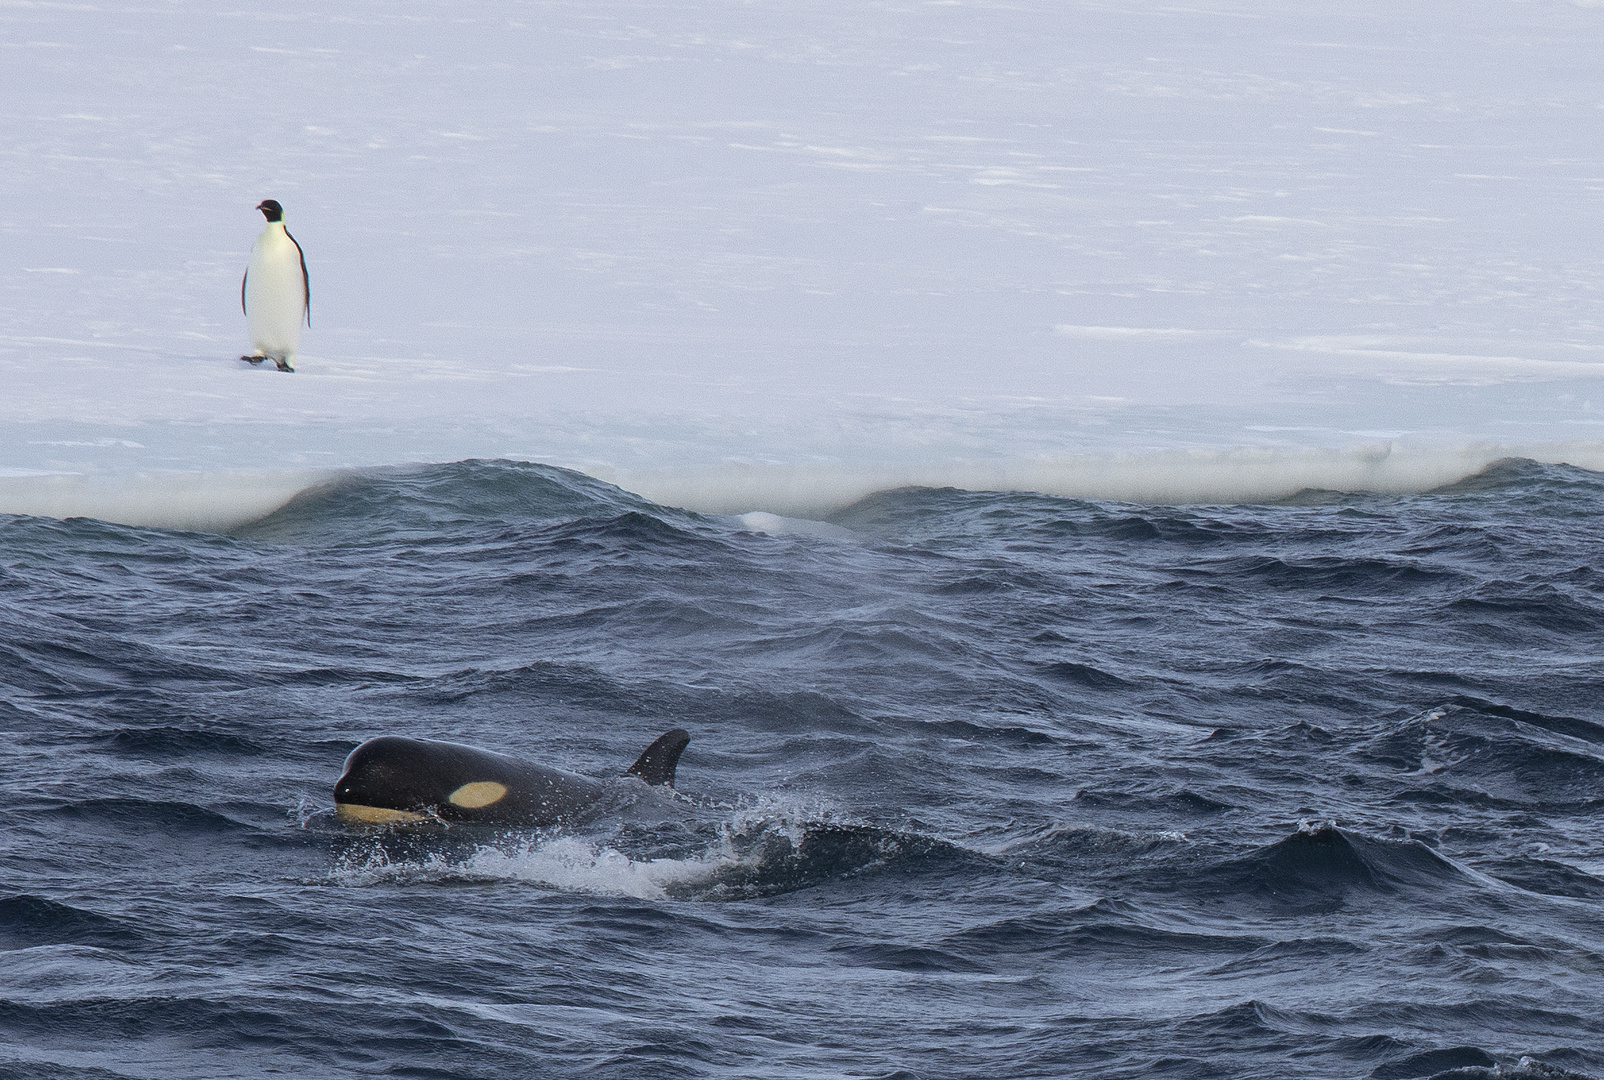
<box><xmin>334</xmin><ymin>728</ymin><xmax>690</xmax><ymax>826</ymax></box>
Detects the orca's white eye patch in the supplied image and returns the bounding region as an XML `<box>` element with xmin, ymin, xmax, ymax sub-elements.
<box><xmin>449</xmin><ymin>781</ymin><xmax>509</xmax><ymax>808</ymax></box>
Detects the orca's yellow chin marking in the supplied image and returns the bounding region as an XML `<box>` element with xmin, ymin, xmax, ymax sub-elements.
<box><xmin>335</xmin><ymin>803</ymin><xmax>430</xmax><ymax>824</ymax></box>
<box><xmin>448</xmin><ymin>781</ymin><xmax>508</xmax><ymax>808</ymax></box>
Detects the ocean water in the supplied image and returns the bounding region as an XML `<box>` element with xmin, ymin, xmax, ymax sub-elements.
<box><xmin>2</xmin><ymin>457</ymin><xmax>1601</xmax><ymax>1079</ymax></box>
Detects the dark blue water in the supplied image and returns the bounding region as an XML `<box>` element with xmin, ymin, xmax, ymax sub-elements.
<box><xmin>2</xmin><ymin>457</ymin><xmax>1601</xmax><ymax>1079</ymax></box>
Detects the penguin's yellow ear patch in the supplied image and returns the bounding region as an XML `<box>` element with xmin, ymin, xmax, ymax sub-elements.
<box><xmin>449</xmin><ymin>781</ymin><xmax>508</xmax><ymax>809</ymax></box>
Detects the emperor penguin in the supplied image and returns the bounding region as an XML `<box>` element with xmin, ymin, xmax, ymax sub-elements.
<box><xmin>240</xmin><ymin>199</ymin><xmax>309</xmax><ymax>372</ymax></box>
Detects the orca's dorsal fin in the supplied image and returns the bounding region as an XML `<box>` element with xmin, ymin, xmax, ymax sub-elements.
<box><xmin>625</xmin><ymin>729</ymin><xmax>690</xmax><ymax>788</ymax></box>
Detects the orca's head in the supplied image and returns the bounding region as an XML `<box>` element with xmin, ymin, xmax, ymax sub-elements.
<box><xmin>334</xmin><ymin>736</ymin><xmax>442</xmax><ymax>823</ymax></box>
<box><xmin>256</xmin><ymin>199</ymin><xmax>284</xmax><ymax>223</ymax></box>
<box><xmin>333</xmin><ymin>736</ymin><xmax>515</xmax><ymax>825</ymax></box>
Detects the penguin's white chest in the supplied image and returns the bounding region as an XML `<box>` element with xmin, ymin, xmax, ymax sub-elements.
<box><xmin>245</xmin><ymin>225</ymin><xmax>306</xmax><ymax>361</ymax></box>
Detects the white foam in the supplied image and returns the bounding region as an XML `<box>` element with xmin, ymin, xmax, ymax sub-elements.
<box><xmin>736</xmin><ymin>511</ymin><xmax>855</xmax><ymax>539</ymax></box>
<box><xmin>331</xmin><ymin>834</ymin><xmax>736</xmax><ymax>901</ymax></box>
<box><xmin>0</xmin><ymin>470</ymin><xmax>327</xmax><ymax>532</ymax></box>
<box><xmin>327</xmin><ymin>798</ymin><xmax>844</xmax><ymax>899</ymax></box>
<box><xmin>466</xmin><ymin>836</ymin><xmax>734</xmax><ymax>899</ymax></box>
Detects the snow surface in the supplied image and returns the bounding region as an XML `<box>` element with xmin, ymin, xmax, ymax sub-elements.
<box><xmin>4</xmin><ymin>0</ymin><xmax>1604</xmax><ymax>521</ymax></box>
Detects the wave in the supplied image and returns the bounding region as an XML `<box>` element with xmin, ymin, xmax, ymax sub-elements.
<box><xmin>1481</xmin><ymin>857</ymin><xmax>1604</xmax><ymax>900</ymax></box>
<box><xmin>0</xmin><ymin>895</ymin><xmax>143</xmax><ymax>951</ymax></box>
<box><xmin>1202</xmin><ymin>823</ymin><xmax>1480</xmax><ymax>910</ymax></box>
<box><xmin>1374</xmin><ymin>1052</ymin><xmax>1595</xmax><ymax>1080</ymax></box>
<box><xmin>1357</xmin><ymin>702</ymin><xmax>1604</xmax><ymax>812</ymax></box>
<box><xmin>33</xmin><ymin>798</ymin><xmax>257</xmax><ymax>837</ymax></box>
<box><xmin>5</xmin><ymin>441</ymin><xmax>1603</xmax><ymax>533</ymax></box>
<box><xmin>235</xmin><ymin>458</ymin><xmax>661</xmax><ymax>543</ymax></box>
<box><xmin>86</xmin><ymin>726</ymin><xmax>268</xmax><ymax>758</ymax></box>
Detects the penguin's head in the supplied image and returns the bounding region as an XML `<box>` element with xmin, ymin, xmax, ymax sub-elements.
<box><xmin>256</xmin><ymin>199</ymin><xmax>284</xmax><ymax>222</ymax></box>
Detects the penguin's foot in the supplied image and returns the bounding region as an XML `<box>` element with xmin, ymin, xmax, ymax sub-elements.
<box><xmin>274</xmin><ymin>359</ymin><xmax>295</xmax><ymax>372</ymax></box>
<box><xmin>240</xmin><ymin>355</ymin><xmax>266</xmax><ymax>366</ymax></box>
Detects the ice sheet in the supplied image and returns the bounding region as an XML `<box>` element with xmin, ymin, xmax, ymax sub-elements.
<box><xmin>4</xmin><ymin>0</ymin><xmax>1604</xmax><ymax>515</ymax></box>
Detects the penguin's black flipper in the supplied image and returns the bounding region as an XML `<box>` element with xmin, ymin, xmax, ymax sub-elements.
<box><xmin>286</xmin><ymin>228</ymin><xmax>310</xmax><ymax>327</ymax></box>
<box><xmin>624</xmin><ymin>729</ymin><xmax>690</xmax><ymax>788</ymax></box>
